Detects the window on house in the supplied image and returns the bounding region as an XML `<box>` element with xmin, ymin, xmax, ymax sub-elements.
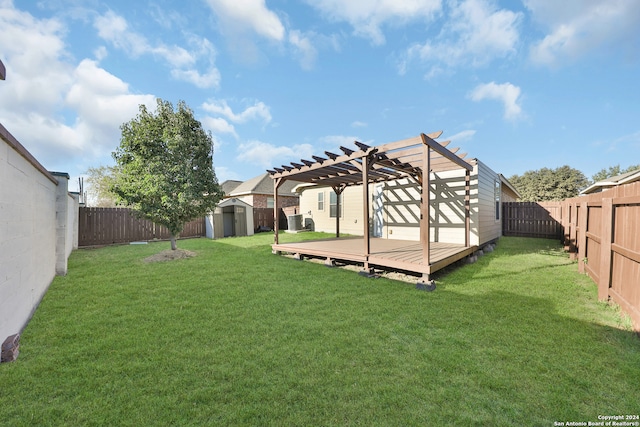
<box><xmin>329</xmin><ymin>191</ymin><xmax>342</xmax><ymax>218</ymax></box>
<box><xmin>495</xmin><ymin>179</ymin><xmax>501</xmax><ymax>221</ymax></box>
<box><xmin>317</xmin><ymin>192</ymin><xmax>324</xmax><ymax>211</ymax></box>
<box><xmin>267</xmin><ymin>197</ymin><xmax>274</xmax><ymax>209</ymax></box>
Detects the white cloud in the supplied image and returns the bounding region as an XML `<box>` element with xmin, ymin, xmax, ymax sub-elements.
<box><xmin>236</xmin><ymin>140</ymin><xmax>315</xmax><ymax>169</ymax></box>
<box><xmin>525</xmin><ymin>0</ymin><xmax>640</xmax><ymax>66</ymax></box>
<box><xmin>201</xmin><ymin>116</ymin><xmax>238</xmax><ymax>139</ymax></box>
<box><xmin>0</xmin><ymin>3</ymin><xmax>156</xmax><ymax>173</ymax></box>
<box><xmin>401</xmin><ymin>0</ymin><xmax>521</xmax><ymax>75</ymax></box>
<box><xmin>320</xmin><ymin>135</ymin><xmax>361</xmax><ymax>148</ymax></box>
<box><xmin>94</xmin><ymin>10</ymin><xmax>220</xmax><ymax>88</ymax></box>
<box><xmin>171</xmin><ymin>67</ymin><xmax>221</xmax><ymax>89</ymax></box>
<box><xmin>66</xmin><ymin>59</ymin><xmax>155</xmax><ymax>132</ymax></box>
<box><xmin>351</xmin><ymin>121</ymin><xmax>368</xmax><ymax>128</ymax></box>
<box><xmin>469</xmin><ymin>82</ymin><xmax>522</xmax><ymax>120</ymax></box>
<box><xmin>306</xmin><ymin>0</ymin><xmax>442</xmax><ymax>45</ymax></box>
<box><xmin>448</xmin><ymin>130</ymin><xmax>476</xmax><ymax>142</ymax></box>
<box><xmin>205</xmin><ymin>0</ymin><xmax>285</xmax><ymax>41</ymax></box>
<box><xmin>202</xmin><ymin>99</ymin><xmax>272</xmax><ymax>124</ymax></box>
<box><xmin>214</xmin><ymin>165</ymin><xmax>242</xmax><ymax>182</ymax></box>
<box><xmin>0</xmin><ymin>4</ymin><xmax>72</xmax><ymax>113</ymax></box>
<box><xmin>288</xmin><ymin>30</ymin><xmax>318</xmax><ymax>70</ymax></box>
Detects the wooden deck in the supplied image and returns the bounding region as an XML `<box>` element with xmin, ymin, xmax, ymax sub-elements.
<box><xmin>272</xmin><ymin>237</ymin><xmax>477</xmax><ymax>277</ymax></box>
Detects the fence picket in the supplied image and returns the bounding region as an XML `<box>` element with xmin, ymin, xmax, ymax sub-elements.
<box><xmin>78</xmin><ymin>207</ymin><xmax>205</xmax><ymax>246</ymax></box>
<box><xmin>504</xmin><ymin>181</ymin><xmax>640</xmax><ymax>331</ymax></box>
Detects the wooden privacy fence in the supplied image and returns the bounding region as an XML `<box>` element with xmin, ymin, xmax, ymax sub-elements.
<box><xmin>504</xmin><ymin>182</ymin><xmax>640</xmax><ymax>330</ymax></box>
<box><xmin>253</xmin><ymin>208</ymin><xmax>288</xmax><ymax>232</ymax></box>
<box><xmin>563</xmin><ymin>181</ymin><xmax>640</xmax><ymax>331</ymax></box>
<box><xmin>78</xmin><ymin>207</ymin><xmax>206</xmax><ymax>247</ymax></box>
<box><xmin>503</xmin><ymin>202</ymin><xmax>563</xmax><ymax>239</ymax></box>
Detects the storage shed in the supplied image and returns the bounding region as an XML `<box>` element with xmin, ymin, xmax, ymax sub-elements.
<box><xmin>206</xmin><ymin>198</ymin><xmax>254</xmax><ymax>239</ymax></box>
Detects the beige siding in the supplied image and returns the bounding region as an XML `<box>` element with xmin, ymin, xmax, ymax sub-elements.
<box><xmin>475</xmin><ymin>159</ymin><xmax>502</xmax><ymax>245</ymax></box>
<box><xmin>297</xmin><ymin>159</ymin><xmax>507</xmax><ymax>246</ymax></box>
<box><xmin>299</xmin><ymin>185</ymin><xmax>369</xmax><ymax>235</ymax></box>
<box><xmin>380</xmin><ymin>178</ymin><xmax>420</xmax><ymax>241</ymax></box>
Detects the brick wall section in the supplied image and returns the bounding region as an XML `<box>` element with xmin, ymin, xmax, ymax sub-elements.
<box><xmin>252</xmin><ymin>194</ymin><xmax>299</xmax><ymax>209</ymax></box>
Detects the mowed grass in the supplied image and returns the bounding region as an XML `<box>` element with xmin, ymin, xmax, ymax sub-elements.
<box><xmin>1</xmin><ymin>234</ymin><xmax>638</xmax><ymax>426</ymax></box>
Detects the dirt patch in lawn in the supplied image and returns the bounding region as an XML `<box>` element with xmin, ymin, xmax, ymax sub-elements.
<box><xmin>143</xmin><ymin>249</ymin><xmax>197</xmax><ymax>263</ymax></box>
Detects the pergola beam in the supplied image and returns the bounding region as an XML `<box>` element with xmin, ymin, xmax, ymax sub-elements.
<box><xmin>420</xmin><ymin>133</ymin><xmax>472</xmax><ymax>171</ymax></box>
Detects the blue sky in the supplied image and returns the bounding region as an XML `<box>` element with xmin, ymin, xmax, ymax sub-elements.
<box><xmin>1</xmin><ymin>0</ymin><xmax>639</xmax><ymax>193</ymax></box>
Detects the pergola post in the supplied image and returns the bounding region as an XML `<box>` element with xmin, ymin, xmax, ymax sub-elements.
<box><xmin>419</xmin><ymin>144</ymin><xmax>432</xmax><ymax>285</ymax></box>
<box><xmin>273</xmin><ymin>177</ymin><xmax>283</xmax><ymax>246</ymax></box>
<box><xmin>362</xmin><ymin>154</ymin><xmax>371</xmax><ymax>271</ymax></box>
<box><xmin>332</xmin><ymin>186</ymin><xmax>344</xmax><ymax>238</ymax></box>
<box><xmin>465</xmin><ymin>169</ymin><xmax>471</xmax><ymax>247</ymax></box>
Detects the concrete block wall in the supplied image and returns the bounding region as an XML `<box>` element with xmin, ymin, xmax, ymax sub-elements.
<box><xmin>0</xmin><ymin>124</ymin><xmax>78</xmax><ymax>345</ymax></box>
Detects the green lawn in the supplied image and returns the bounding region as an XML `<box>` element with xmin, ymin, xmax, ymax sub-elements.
<box><xmin>1</xmin><ymin>234</ymin><xmax>638</xmax><ymax>426</ymax></box>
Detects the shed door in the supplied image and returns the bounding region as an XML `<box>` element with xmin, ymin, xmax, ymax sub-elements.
<box><xmin>213</xmin><ymin>212</ymin><xmax>224</xmax><ymax>239</ymax></box>
<box><xmin>235</xmin><ymin>206</ymin><xmax>247</xmax><ymax>236</ymax></box>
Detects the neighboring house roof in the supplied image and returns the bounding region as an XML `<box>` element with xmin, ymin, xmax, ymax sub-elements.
<box><xmin>229</xmin><ymin>173</ymin><xmax>301</xmax><ymax>197</ymax></box>
<box><xmin>220</xmin><ymin>179</ymin><xmax>243</xmax><ymax>196</ymax></box>
<box><xmin>580</xmin><ymin>168</ymin><xmax>640</xmax><ymax>195</ymax></box>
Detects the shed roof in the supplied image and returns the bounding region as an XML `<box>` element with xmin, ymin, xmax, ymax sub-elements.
<box><xmin>268</xmin><ymin>132</ymin><xmax>471</xmax><ymax>187</ymax></box>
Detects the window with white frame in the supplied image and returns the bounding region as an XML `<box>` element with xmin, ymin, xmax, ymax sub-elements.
<box><xmin>267</xmin><ymin>197</ymin><xmax>274</xmax><ymax>209</ymax></box>
<box><xmin>317</xmin><ymin>192</ymin><xmax>324</xmax><ymax>211</ymax></box>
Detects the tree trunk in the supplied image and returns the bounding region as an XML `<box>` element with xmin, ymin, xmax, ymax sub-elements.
<box><xmin>170</xmin><ymin>235</ymin><xmax>177</xmax><ymax>250</ymax></box>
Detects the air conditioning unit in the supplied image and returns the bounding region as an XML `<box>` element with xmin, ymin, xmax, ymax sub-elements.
<box><xmin>287</xmin><ymin>214</ymin><xmax>303</xmax><ymax>232</ymax></box>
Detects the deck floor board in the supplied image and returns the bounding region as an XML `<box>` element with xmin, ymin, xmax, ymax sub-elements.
<box><xmin>273</xmin><ymin>238</ymin><xmax>476</xmax><ymax>276</ymax></box>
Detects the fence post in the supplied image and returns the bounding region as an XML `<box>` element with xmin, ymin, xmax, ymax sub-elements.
<box><xmin>560</xmin><ymin>199</ymin><xmax>569</xmax><ymax>250</ymax></box>
<box><xmin>577</xmin><ymin>201</ymin><xmax>588</xmax><ymax>273</ymax></box>
<box><xmin>597</xmin><ymin>198</ymin><xmax>613</xmax><ymax>301</ymax></box>
<box><xmin>568</xmin><ymin>202</ymin><xmax>578</xmax><ymax>260</ymax></box>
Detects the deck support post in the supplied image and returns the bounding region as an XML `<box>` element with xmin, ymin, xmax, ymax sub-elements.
<box><xmin>416</xmin><ymin>275</ymin><xmax>436</xmax><ymax>291</ymax></box>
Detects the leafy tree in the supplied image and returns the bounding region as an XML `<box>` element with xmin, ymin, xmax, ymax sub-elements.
<box><xmin>111</xmin><ymin>99</ymin><xmax>223</xmax><ymax>250</ymax></box>
<box><xmin>84</xmin><ymin>165</ymin><xmax>119</xmax><ymax>207</ymax></box>
<box><xmin>509</xmin><ymin>165</ymin><xmax>588</xmax><ymax>202</ymax></box>
<box><xmin>591</xmin><ymin>164</ymin><xmax>640</xmax><ymax>182</ymax></box>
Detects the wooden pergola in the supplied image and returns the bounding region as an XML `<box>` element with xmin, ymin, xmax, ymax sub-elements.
<box><xmin>268</xmin><ymin>131</ymin><xmax>475</xmax><ymax>285</ymax></box>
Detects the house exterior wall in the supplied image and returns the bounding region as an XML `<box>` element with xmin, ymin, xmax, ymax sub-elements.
<box><xmin>299</xmin><ymin>185</ymin><xmax>368</xmax><ymax>235</ymax></box>
<box><xmin>0</xmin><ymin>127</ymin><xmax>78</xmax><ymax>344</ymax></box>
<box><xmin>475</xmin><ymin>159</ymin><xmax>503</xmax><ymax>246</ymax></box>
<box><xmin>376</xmin><ymin>170</ymin><xmax>477</xmax><ymax>244</ymax></box>
<box><xmin>297</xmin><ymin>159</ymin><xmax>511</xmax><ymax>247</ymax></box>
